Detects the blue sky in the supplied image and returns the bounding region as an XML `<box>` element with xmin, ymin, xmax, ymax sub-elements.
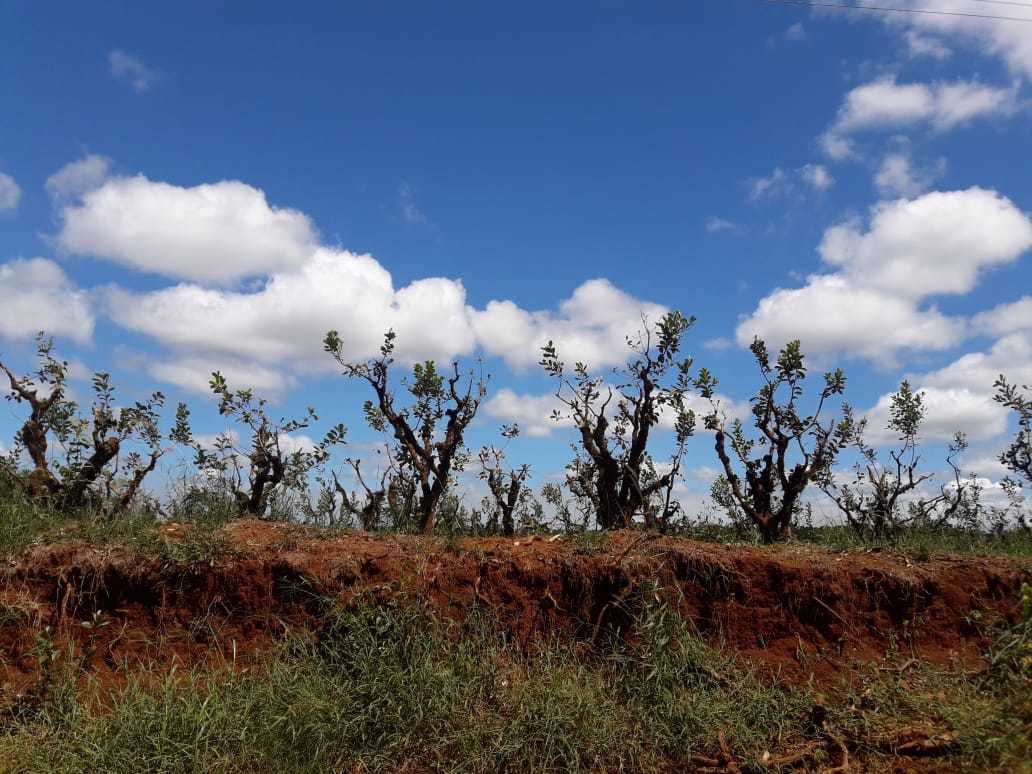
<box><xmin>2</xmin><ymin>1</ymin><xmax>1032</xmax><ymax>506</ymax></box>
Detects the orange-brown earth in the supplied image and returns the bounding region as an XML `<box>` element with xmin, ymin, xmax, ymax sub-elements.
<box><xmin>0</xmin><ymin>520</ymin><xmax>1027</xmax><ymax>694</ymax></box>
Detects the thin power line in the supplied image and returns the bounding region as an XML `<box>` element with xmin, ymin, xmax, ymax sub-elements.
<box><xmin>968</xmin><ymin>0</ymin><xmax>1032</xmax><ymax>9</ymax></box>
<box><xmin>762</xmin><ymin>0</ymin><xmax>1032</xmax><ymax>22</ymax></box>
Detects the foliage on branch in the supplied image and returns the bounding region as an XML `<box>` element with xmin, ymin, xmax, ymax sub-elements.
<box><xmin>196</xmin><ymin>372</ymin><xmax>343</xmax><ymax>518</ymax></box>
<box><xmin>477</xmin><ymin>424</ymin><xmax>532</xmax><ymax>536</ymax></box>
<box><xmin>819</xmin><ymin>382</ymin><xmax>930</xmax><ymax>538</ymax></box>
<box><xmin>324</xmin><ymin>329</ymin><xmax>485</xmax><ymax>534</ymax></box>
<box><xmin>696</xmin><ymin>338</ymin><xmax>848</xmax><ymax>543</ymax></box>
<box><xmin>1</xmin><ymin>333</ymin><xmax>190</xmax><ymax>511</ymax></box>
<box><xmin>995</xmin><ymin>375</ymin><xmax>1032</xmax><ymax>484</ymax></box>
<box><xmin>540</xmin><ymin>311</ymin><xmax>696</xmax><ymax>530</ymax></box>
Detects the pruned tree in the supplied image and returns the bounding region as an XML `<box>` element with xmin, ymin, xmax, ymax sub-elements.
<box><xmin>59</xmin><ymin>374</ymin><xmax>180</xmax><ymax>510</ymax></box>
<box><xmin>2</xmin><ymin>334</ymin><xmax>188</xmax><ymax>510</ymax></box>
<box><xmin>696</xmin><ymin>338</ymin><xmax>848</xmax><ymax>544</ymax></box>
<box><xmin>195</xmin><ymin>372</ymin><xmax>344</xmax><ymax>518</ymax></box>
<box><xmin>995</xmin><ymin>375</ymin><xmax>1032</xmax><ymax>484</ymax></box>
<box><xmin>112</xmin><ymin>401</ymin><xmax>194</xmax><ymax>513</ymax></box>
<box><xmin>324</xmin><ymin>329</ymin><xmax>485</xmax><ymax>534</ymax></box>
<box><xmin>539</xmin><ymin>311</ymin><xmax>696</xmax><ymax>530</ymax></box>
<box><xmin>384</xmin><ymin>446</ymin><xmax>418</xmax><ymax>527</ymax></box>
<box><xmin>332</xmin><ymin>456</ymin><xmax>389</xmax><ymax>531</ymax></box>
<box><xmin>540</xmin><ymin>477</ymin><xmax>592</xmax><ymax>533</ymax></box>
<box><xmin>985</xmin><ymin>477</ymin><xmax>1032</xmax><ymax>535</ymax></box>
<box><xmin>708</xmin><ymin>475</ymin><xmax>754</xmax><ymax>539</ymax></box>
<box><xmin>0</xmin><ymin>333</ymin><xmax>75</xmax><ymax>497</ymax></box>
<box><xmin>478</xmin><ymin>424</ymin><xmax>532</xmax><ymax>536</ymax></box>
<box><xmin>905</xmin><ymin>431</ymin><xmax>980</xmax><ymax>530</ymax></box>
<box><xmin>818</xmin><ymin>381</ymin><xmax>935</xmax><ymax>539</ymax></box>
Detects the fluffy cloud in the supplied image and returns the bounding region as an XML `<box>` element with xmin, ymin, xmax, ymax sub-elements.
<box><xmin>881</xmin><ymin>1</ymin><xmax>1032</xmax><ymax>80</ymax></box>
<box><xmin>873</xmin><ymin>151</ymin><xmax>946</xmax><ymax>198</ymax></box>
<box><xmin>56</xmin><ymin>175</ymin><xmax>319</xmax><ymax>283</ymax></box>
<box><xmin>0</xmin><ymin>258</ymin><xmax>94</xmax><ymax>343</ymax></box>
<box><xmin>820</xmin><ymin>77</ymin><xmax>1018</xmax><ymax>159</ymax></box>
<box><xmin>46</xmin><ymin>154</ymin><xmax>112</xmax><ymax>201</ymax></box>
<box><xmin>737</xmin><ymin>188</ymin><xmax>1032</xmax><ymax>364</ymax></box>
<box><xmin>736</xmin><ymin>274</ymin><xmax>963</xmax><ymax>363</ymax></box>
<box><xmin>864</xmin><ymin>386</ymin><xmax>1004</xmax><ymax>444</ymax></box>
<box><xmin>687</xmin><ymin>465</ymin><xmax>721</xmax><ymax>484</ymax></box>
<box><xmin>922</xmin><ymin>332</ymin><xmax>1032</xmax><ymax>393</ymax></box>
<box><xmin>278</xmin><ymin>433</ymin><xmax>317</xmax><ymax>455</ymax></box>
<box><xmin>106</xmin><ymin>247</ymin><xmax>477</xmax><ymax>368</ymax></box>
<box><xmin>818</xmin><ymin>188</ymin><xmax>1032</xmax><ymax>298</ymax></box>
<box><xmin>864</xmin><ymin>332</ymin><xmax>1032</xmax><ymax>445</ymax></box>
<box><xmin>103</xmin><ymin>254</ymin><xmax>668</xmax><ymax>397</ymax></box>
<box><xmin>108</xmin><ymin>50</ymin><xmax>157</xmax><ymax>93</ymax></box>
<box><xmin>471</xmin><ymin>278</ymin><xmax>668</xmax><ymax>371</ymax></box>
<box><xmin>0</xmin><ymin>172</ymin><xmax>20</xmax><ymax>211</ymax></box>
<box><xmin>483</xmin><ymin>389</ymin><xmax>571</xmax><ymax>438</ymax></box>
<box><xmin>972</xmin><ymin>296</ymin><xmax>1032</xmax><ymax>336</ymax></box>
<box><xmin>147</xmin><ymin>356</ymin><xmax>295</xmax><ymax>399</ymax></box>
<box><xmin>961</xmin><ymin>455</ymin><xmax>1010</xmax><ymax>479</ymax></box>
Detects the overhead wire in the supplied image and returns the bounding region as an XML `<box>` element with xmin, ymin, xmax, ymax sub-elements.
<box><xmin>966</xmin><ymin>0</ymin><xmax>1032</xmax><ymax>9</ymax></box>
<box><xmin>761</xmin><ymin>0</ymin><xmax>1032</xmax><ymax>22</ymax></box>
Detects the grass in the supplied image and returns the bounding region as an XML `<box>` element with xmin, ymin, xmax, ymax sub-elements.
<box><xmin>0</xmin><ymin>481</ymin><xmax>244</xmax><ymax>565</ymax></box>
<box><xmin>791</xmin><ymin>522</ymin><xmax>1032</xmax><ymax>558</ymax></box>
<box><xmin>0</xmin><ymin>588</ymin><xmax>1028</xmax><ymax>773</ymax></box>
<box><xmin>0</xmin><ymin>600</ymin><xmax>804</xmax><ymax>773</ymax></box>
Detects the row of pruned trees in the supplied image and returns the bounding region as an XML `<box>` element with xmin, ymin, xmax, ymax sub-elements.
<box><xmin>2</xmin><ymin>318</ymin><xmax>1031</xmax><ymax>542</ymax></box>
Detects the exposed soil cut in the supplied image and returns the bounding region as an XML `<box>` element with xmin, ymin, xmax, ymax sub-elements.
<box><xmin>0</xmin><ymin>521</ymin><xmax>1028</xmax><ymax>693</ymax></box>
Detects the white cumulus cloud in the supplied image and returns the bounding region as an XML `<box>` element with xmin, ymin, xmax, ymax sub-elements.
<box><xmin>799</xmin><ymin>163</ymin><xmax>834</xmax><ymax>191</ymax></box>
<box><xmin>820</xmin><ymin>76</ymin><xmax>1018</xmax><ymax>159</ymax></box>
<box><xmin>881</xmin><ymin>1</ymin><xmax>1032</xmax><ymax>80</ymax></box>
<box><xmin>46</xmin><ymin>154</ymin><xmax>112</xmax><ymax>201</ymax></box>
<box><xmin>483</xmin><ymin>386</ymin><xmax>747</xmax><ymax>439</ymax></box>
<box><xmin>873</xmin><ymin>150</ymin><xmax>946</xmax><ymax>198</ymax></box>
<box><xmin>0</xmin><ymin>258</ymin><xmax>94</xmax><ymax>343</ymax></box>
<box><xmin>784</xmin><ymin>22</ymin><xmax>806</xmax><ymax>42</ymax></box>
<box><xmin>148</xmin><ymin>356</ymin><xmax>295</xmax><ymax>399</ymax></box>
<box><xmin>737</xmin><ymin>188</ymin><xmax>1032</xmax><ymax>365</ymax></box>
<box><xmin>862</xmin><ymin>332</ymin><xmax>1032</xmax><ymax>445</ymax></box>
<box><xmin>972</xmin><ymin>296</ymin><xmax>1032</xmax><ymax>336</ymax></box>
<box><xmin>105</xmin><ymin>247</ymin><xmax>477</xmax><ymax>369</ymax></box>
<box><xmin>864</xmin><ymin>386</ymin><xmax>1005</xmax><ymax>444</ymax></box>
<box><xmin>736</xmin><ymin>274</ymin><xmax>962</xmax><ymax>365</ymax></box>
<box><xmin>471</xmin><ymin>278</ymin><xmax>669</xmax><ymax>372</ymax></box>
<box><xmin>56</xmin><ymin>175</ymin><xmax>319</xmax><ymax>283</ymax></box>
<box><xmin>483</xmin><ymin>389</ymin><xmax>572</xmax><ymax>438</ymax></box>
<box><xmin>818</xmin><ymin>188</ymin><xmax>1032</xmax><ymax>299</ymax></box>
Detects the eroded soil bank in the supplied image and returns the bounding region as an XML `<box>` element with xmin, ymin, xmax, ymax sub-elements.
<box><xmin>1</xmin><ymin>521</ymin><xmax>1027</xmax><ymax>690</ymax></box>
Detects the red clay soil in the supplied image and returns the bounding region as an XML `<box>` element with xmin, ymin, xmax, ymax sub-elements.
<box><xmin>0</xmin><ymin>521</ymin><xmax>1028</xmax><ymax>692</ymax></box>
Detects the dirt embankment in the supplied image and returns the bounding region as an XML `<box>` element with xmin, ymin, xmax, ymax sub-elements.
<box><xmin>0</xmin><ymin>522</ymin><xmax>1028</xmax><ymax>688</ymax></box>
